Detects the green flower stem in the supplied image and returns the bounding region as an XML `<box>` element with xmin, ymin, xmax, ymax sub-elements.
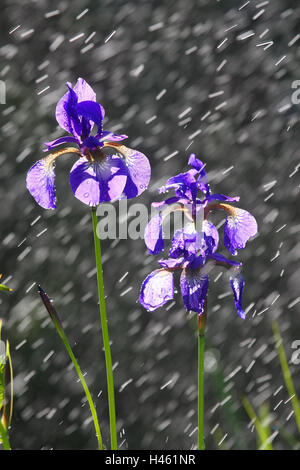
<box><xmin>91</xmin><ymin>207</ymin><xmax>117</xmax><ymax>450</ymax></box>
<box><xmin>0</xmin><ymin>420</ymin><xmax>11</xmax><ymax>450</ymax></box>
<box><xmin>57</xmin><ymin>327</ymin><xmax>103</xmax><ymax>450</ymax></box>
<box><xmin>198</xmin><ymin>301</ymin><xmax>207</xmax><ymax>450</ymax></box>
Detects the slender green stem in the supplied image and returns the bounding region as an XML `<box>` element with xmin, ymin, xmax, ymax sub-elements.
<box><xmin>91</xmin><ymin>207</ymin><xmax>117</xmax><ymax>450</ymax></box>
<box><xmin>0</xmin><ymin>420</ymin><xmax>11</xmax><ymax>450</ymax></box>
<box><xmin>198</xmin><ymin>304</ymin><xmax>206</xmax><ymax>450</ymax></box>
<box><xmin>59</xmin><ymin>328</ymin><xmax>103</xmax><ymax>450</ymax></box>
<box><xmin>37</xmin><ymin>285</ymin><xmax>103</xmax><ymax>450</ymax></box>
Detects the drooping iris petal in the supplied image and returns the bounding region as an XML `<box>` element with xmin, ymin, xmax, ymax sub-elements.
<box><xmin>180</xmin><ymin>269</ymin><xmax>209</xmax><ymax>314</ymax></box>
<box><xmin>43</xmin><ymin>136</ymin><xmax>79</xmax><ymax>151</ymax></box>
<box><xmin>139</xmin><ymin>269</ymin><xmax>174</xmax><ymax>312</ymax></box>
<box><xmin>229</xmin><ymin>274</ymin><xmax>245</xmax><ymax>319</ymax></box>
<box><xmin>224</xmin><ymin>208</ymin><xmax>258</xmax><ymax>255</ymax></box>
<box><xmin>113</xmin><ymin>145</ymin><xmax>151</xmax><ymax>198</ymax></box>
<box><xmin>69</xmin><ymin>155</ymin><xmax>127</xmax><ymax>206</ymax></box>
<box><xmin>26</xmin><ymin>156</ymin><xmax>56</xmax><ymax>210</ymax></box>
<box><xmin>144</xmin><ymin>212</ymin><xmax>164</xmax><ymax>255</ymax></box>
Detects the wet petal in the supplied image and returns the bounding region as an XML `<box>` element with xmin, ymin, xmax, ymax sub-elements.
<box><xmin>112</xmin><ymin>145</ymin><xmax>151</xmax><ymax>198</ymax></box>
<box><xmin>26</xmin><ymin>156</ymin><xmax>56</xmax><ymax>210</ymax></box>
<box><xmin>139</xmin><ymin>269</ymin><xmax>174</xmax><ymax>312</ymax></box>
<box><xmin>144</xmin><ymin>212</ymin><xmax>164</xmax><ymax>255</ymax></box>
<box><xmin>43</xmin><ymin>136</ymin><xmax>78</xmax><ymax>151</ymax></box>
<box><xmin>224</xmin><ymin>208</ymin><xmax>258</xmax><ymax>255</ymax></box>
<box><xmin>180</xmin><ymin>269</ymin><xmax>209</xmax><ymax>314</ymax></box>
<box><xmin>229</xmin><ymin>274</ymin><xmax>245</xmax><ymax>319</ymax></box>
<box><xmin>160</xmin><ymin>170</ymin><xmax>197</xmax><ymax>201</ymax></box>
<box><xmin>69</xmin><ymin>155</ymin><xmax>127</xmax><ymax>206</ymax></box>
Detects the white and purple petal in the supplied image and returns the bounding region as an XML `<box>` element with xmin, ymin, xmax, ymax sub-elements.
<box><xmin>224</xmin><ymin>208</ymin><xmax>258</xmax><ymax>255</ymax></box>
<box><xmin>180</xmin><ymin>268</ymin><xmax>209</xmax><ymax>314</ymax></box>
<box><xmin>69</xmin><ymin>155</ymin><xmax>127</xmax><ymax>206</ymax></box>
<box><xmin>26</xmin><ymin>156</ymin><xmax>56</xmax><ymax>210</ymax></box>
<box><xmin>144</xmin><ymin>212</ymin><xmax>164</xmax><ymax>255</ymax></box>
<box><xmin>229</xmin><ymin>274</ymin><xmax>245</xmax><ymax>319</ymax></box>
<box><xmin>139</xmin><ymin>269</ymin><xmax>174</xmax><ymax>312</ymax></box>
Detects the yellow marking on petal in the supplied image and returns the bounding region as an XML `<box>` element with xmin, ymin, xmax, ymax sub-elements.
<box><xmin>45</xmin><ymin>146</ymin><xmax>82</xmax><ymax>169</ymax></box>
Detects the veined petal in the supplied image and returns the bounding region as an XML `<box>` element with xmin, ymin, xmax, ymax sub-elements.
<box><xmin>224</xmin><ymin>207</ymin><xmax>258</xmax><ymax>255</ymax></box>
<box><xmin>43</xmin><ymin>136</ymin><xmax>79</xmax><ymax>151</ymax></box>
<box><xmin>180</xmin><ymin>269</ymin><xmax>209</xmax><ymax>314</ymax></box>
<box><xmin>203</xmin><ymin>220</ymin><xmax>219</xmax><ymax>254</ymax></box>
<box><xmin>26</xmin><ymin>156</ymin><xmax>56</xmax><ymax>210</ymax></box>
<box><xmin>69</xmin><ymin>155</ymin><xmax>127</xmax><ymax>206</ymax></box>
<box><xmin>139</xmin><ymin>269</ymin><xmax>174</xmax><ymax>312</ymax></box>
<box><xmin>104</xmin><ymin>144</ymin><xmax>151</xmax><ymax>198</ymax></box>
<box><xmin>229</xmin><ymin>274</ymin><xmax>245</xmax><ymax>319</ymax></box>
<box><xmin>144</xmin><ymin>212</ymin><xmax>164</xmax><ymax>255</ymax></box>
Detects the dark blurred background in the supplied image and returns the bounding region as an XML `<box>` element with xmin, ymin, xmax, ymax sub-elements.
<box><xmin>0</xmin><ymin>0</ymin><xmax>300</xmax><ymax>450</ymax></box>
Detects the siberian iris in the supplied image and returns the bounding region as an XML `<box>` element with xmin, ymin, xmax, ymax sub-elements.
<box><xmin>26</xmin><ymin>78</ymin><xmax>151</xmax><ymax>209</ymax></box>
<box><xmin>139</xmin><ymin>154</ymin><xmax>257</xmax><ymax>319</ymax></box>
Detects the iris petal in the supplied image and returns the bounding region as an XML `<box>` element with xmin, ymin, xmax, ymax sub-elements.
<box><xmin>144</xmin><ymin>212</ymin><xmax>164</xmax><ymax>255</ymax></box>
<box><xmin>73</xmin><ymin>77</ymin><xmax>97</xmax><ymax>104</ymax></box>
<box><xmin>224</xmin><ymin>208</ymin><xmax>258</xmax><ymax>255</ymax></box>
<box><xmin>229</xmin><ymin>274</ymin><xmax>245</xmax><ymax>319</ymax></box>
<box><xmin>139</xmin><ymin>269</ymin><xmax>174</xmax><ymax>312</ymax></box>
<box><xmin>106</xmin><ymin>145</ymin><xmax>151</xmax><ymax>199</ymax></box>
<box><xmin>26</xmin><ymin>156</ymin><xmax>56</xmax><ymax>210</ymax></box>
<box><xmin>180</xmin><ymin>269</ymin><xmax>209</xmax><ymax>314</ymax></box>
<box><xmin>69</xmin><ymin>155</ymin><xmax>127</xmax><ymax>206</ymax></box>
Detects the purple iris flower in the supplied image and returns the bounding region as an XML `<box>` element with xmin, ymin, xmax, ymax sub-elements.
<box><xmin>26</xmin><ymin>78</ymin><xmax>151</xmax><ymax>209</ymax></box>
<box><xmin>140</xmin><ymin>155</ymin><xmax>258</xmax><ymax>319</ymax></box>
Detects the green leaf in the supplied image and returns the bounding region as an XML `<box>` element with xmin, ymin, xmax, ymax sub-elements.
<box><xmin>242</xmin><ymin>397</ymin><xmax>273</xmax><ymax>450</ymax></box>
<box><xmin>272</xmin><ymin>321</ymin><xmax>300</xmax><ymax>434</ymax></box>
